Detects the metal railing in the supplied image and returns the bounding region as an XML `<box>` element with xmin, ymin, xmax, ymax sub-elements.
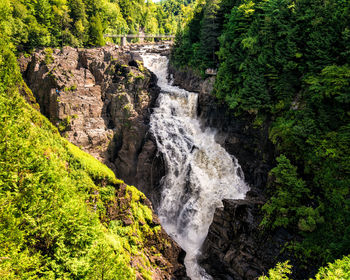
<box><xmin>104</xmin><ymin>34</ymin><xmax>175</xmax><ymax>38</ymax></box>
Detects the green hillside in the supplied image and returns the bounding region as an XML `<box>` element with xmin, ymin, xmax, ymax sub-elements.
<box><xmin>171</xmin><ymin>0</ymin><xmax>350</xmax><ymax>275</ymax></box>
<box><xmin>0</xmin><ymin>28</ymin><xmax>174</xmax><ymax>280</ymax></box>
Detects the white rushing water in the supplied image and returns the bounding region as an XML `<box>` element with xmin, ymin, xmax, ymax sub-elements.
<box><xmin>141</xmin><ymin>46</ymin><xmax>249</xmax><ymax>280</ymax></box>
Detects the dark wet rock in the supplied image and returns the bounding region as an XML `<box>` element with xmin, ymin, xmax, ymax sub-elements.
<box><xmin>198</xmin><ymin>194</ymin><xmax>295</xmax><ymax>279</ymax></box>
<box><xmin>129</xmin><ymin>51</ymin><xmax>144</xmax><ymax>67</ymax></box>
<box><xmin>168</xmin><ymin>65</ymin><xmax>204</xmax><ymax>93</ymax></box>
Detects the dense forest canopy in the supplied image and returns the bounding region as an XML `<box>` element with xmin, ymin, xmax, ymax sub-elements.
<box><xmin>171</xmin><ymin>0</ymin><xmax>350</xmax><ymax>273</ymax></box>
<box><xmin>1</xmin><ymin>0</ymin><xmax>197</xmax><ymax>50</ymax></box>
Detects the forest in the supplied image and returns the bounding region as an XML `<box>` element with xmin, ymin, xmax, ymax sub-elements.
<box><xmin>171</xmin><ymin>0</ymin><xmax>350</xmax><ymax>277</ymax></box>
<box><xmin>1</xmin><ymin>0</ymin><xmax>196</xmax><ymax>50</ymax></box>
<box><xmin>0</xmin><ymin>0</ymin><xmax>349</xmax><ymax>278</ymax></box>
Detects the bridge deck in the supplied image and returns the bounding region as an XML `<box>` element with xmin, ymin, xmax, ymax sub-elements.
<box><xmin>104</xmin><ymin>34</ymin><xmax>175</xmax><ymax>38</ymax></box>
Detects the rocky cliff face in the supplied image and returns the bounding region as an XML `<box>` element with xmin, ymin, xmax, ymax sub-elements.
<box><xmin>19</xmin><ymin>46</ymin><xmax>188</xmax><ymax>279</ymax></box>
<box><xmin>20</xmin><ymin>46</ymin><xmax>165</xmax><ymax>207</ymax></box>
<box><xmin>169</xmin><ymin>65</ymin><xmax>299</xmax><ymax>279</ymax></box>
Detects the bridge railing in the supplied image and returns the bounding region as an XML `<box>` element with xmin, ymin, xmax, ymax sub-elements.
<box><xmin>104</xmin><ymin>34</ymin><xmax>175</xmax><ymax>38</ymax></box>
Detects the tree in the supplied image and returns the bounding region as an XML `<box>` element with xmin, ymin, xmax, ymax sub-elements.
<box><xmin>198</xmin><ymin>0</ymin><xmax>221</xmax><ymax>69</ymax></box>
<box><xmin>89</xmin><ymin>15</ymin><xmax>104</xmax><ymax>46</ymax></box>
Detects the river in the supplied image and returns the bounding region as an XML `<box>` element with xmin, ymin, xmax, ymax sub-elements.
<box><xmin>140</xmin><ymin>45</ymin><xmax>249</xmax><ymax>280</ymax></box>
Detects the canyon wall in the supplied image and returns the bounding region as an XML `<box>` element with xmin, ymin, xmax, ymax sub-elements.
<box><xmin>20</xmin><ymin>46</ymin><xmax>166</xmax><ymax>207</ymax></box>
<box><xmin>19</xmin><ymin>46</ymin><xmax>189</xmax><ymax>278</ymax></box>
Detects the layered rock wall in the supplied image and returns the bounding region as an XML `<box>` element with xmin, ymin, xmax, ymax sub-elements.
<box><xmin>20</xmin><ymin>46</ymin><xmax>165</xmax><ymax>207</ymax></box>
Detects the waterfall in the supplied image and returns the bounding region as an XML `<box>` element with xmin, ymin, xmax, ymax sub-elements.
<box><xmin>141</xmin><ymin>46</ymin><xmax>249</xmax><ymax>280</ymax></box>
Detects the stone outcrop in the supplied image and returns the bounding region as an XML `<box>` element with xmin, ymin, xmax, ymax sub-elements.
<box><xmin>20</xmin><ymin>45</ymin><xmax>165</xmax><ymax>207</ymax></box>
<box><xmin>168</xmin><ymin>65</ymin><xmax>206</xmax><ymax>94</ymax></box>
<box><xmin>198</xmin><ymin>194</ymin><xmax>298</xmax><ymax>279</ymax></box>
<box><xmin>169</xmin><ymin>64</ymin><xmax>301</xmax><ymax>279</ymax></box>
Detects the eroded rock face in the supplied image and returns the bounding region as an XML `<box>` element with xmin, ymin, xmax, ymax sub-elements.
<box><xmin>20</xmin><ymin>46</ymin><xmax>165</xmax><ymax>207</ymax></box>
<box><xmin>198</xmin><ymin>194</ymin><xmax>296</xmax><ymax>280</ymax></box>
<box><xmin>168</xmin><ymin>65</ymin><xmax>205</xmax><ymax>94</ymax></box>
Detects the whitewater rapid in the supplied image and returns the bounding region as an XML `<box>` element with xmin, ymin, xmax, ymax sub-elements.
<box><xmin>141</xmin><ymin>46</ymin><xmax>249</xmax><ymax>280</ymax></box>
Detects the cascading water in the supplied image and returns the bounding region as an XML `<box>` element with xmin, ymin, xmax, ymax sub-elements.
<box><xmin>140</xmin><ymin>46</ymin><xmax>249</xmax><ymax>280</ymax></box>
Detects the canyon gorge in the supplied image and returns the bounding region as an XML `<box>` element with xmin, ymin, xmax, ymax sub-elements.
<box><xmin>19</xmin><ymin>43</ymin><xmax>298</xmax><ymax>279</ymax></box>
<box><xmin>2</xmin><ymin>0</ymin><xmax>349</xmax><ymax>279</ymax></box>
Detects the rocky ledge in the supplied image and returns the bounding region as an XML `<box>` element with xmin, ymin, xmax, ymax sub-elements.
<box><xmin>20</xmin><ymin>45</ymin><xmax>165</xmax><ymax>207</ymax></box>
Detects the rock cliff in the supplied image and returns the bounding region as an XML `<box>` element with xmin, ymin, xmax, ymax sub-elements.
<box><xmin>18</xmin><ymin>45</ymin><xmax>187</xmax><ymax>279</ymax></box>
<box><xmin>20</xmin><ymin>45</ymin><xmax>165</xmax><ymax>207</ymax></box>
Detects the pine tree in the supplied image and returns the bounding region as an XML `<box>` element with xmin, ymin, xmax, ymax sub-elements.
<box><xmin>199</xmin><ymin>0</ymin><xmax>221</xmax><ymax>70</ymax></box>
<box><xmin>89</xmin><ymin>15</ymin><xmax>104</xmax><ymax>46</ymax></box>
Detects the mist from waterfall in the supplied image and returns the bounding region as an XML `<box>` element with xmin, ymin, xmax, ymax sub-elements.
<box><xmin>141</xmin><ymin>46</ymin><xmax>249</xmax><ymax>280</ymax></box>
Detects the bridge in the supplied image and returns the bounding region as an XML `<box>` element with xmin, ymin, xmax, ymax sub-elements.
<box><xmin>104</xmin><ymin>34</ymin><xmax>175</xmax><ymax>46</ymax></box>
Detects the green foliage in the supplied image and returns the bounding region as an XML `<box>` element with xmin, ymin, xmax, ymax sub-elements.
<box><xmin>88</xmin><ymin>15</ymin><xmax>105</xmax><ymax>46</ymax></box>
<box><xmin>1</xmin><ymin>0</ymin><xmax>194</xmax><ymax>51</ymax></box>
<box><xmin>172</xmin><ymin>0</ymin><xmax>350</xmax><ymax>268</ymax></box>
<box><xmin>198</xmin><ymin>0</ymin><xmax>221</xmax><ymax>70</ymax></box>
<box><xmin>64</xmin><ymin>84</ymin><xmax>78</xmax><ymax>92</ymax></box>
<box><xmin>261</xmin><ymin>155</ymin><xmax>311</xmax><ymax>229</ymax></box>
<box><xmin>58</xmin><ymin>115</ymin><xmax>72</xmax><ymax>132</ymax></box>
<box><xmin>0</xmin><ymin>37</ymin><xmax>168</xmax><ymax>279</ymax></box>
<box><xmin>170</xmin><ymin>0</ymin><xmax>208</xmax><ymax>73</ymax></box>
<box><xmin>259</xmin><ymin>255</ymin><xmax>350</xmax><ymax>280</ymax></box>
<box><xmin>44</xmin><ymin>47</ymin><xmax>54</xmax><ymax>65</ymax></box>
<box><xmin>314</xmin><ymin>255</ymin><xmax>350</xmax><ymax>280</ymax></box>
<box><xmin>259</xmin><ymin>261</ymin><xmax>292</xmax><ymax>280</ymax></box>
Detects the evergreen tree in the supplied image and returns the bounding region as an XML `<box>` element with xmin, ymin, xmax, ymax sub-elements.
<box><xmin>199</xmin><ymin>0</ymin><xmax>221</xmax><ymax>69</ymax></box>
<box><xmin>171</xmin><ymin>0</ymin><xmax>350</xmax><ymax>267</ymax></box>
<box><xmin>89</xmin><ymin>15</ymin><xmax>104</xmax><ymax>46</ymax></box>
